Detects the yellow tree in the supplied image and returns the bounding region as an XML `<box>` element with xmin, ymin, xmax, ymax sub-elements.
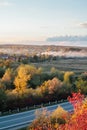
<box><xmin>14</xmin><ymin>64</ymin><xmax>37</xmax><ymax>94</ymax></box>
<box><xmin>51</xmin><ymin>106</ymin><xmax>68</xmax><ymax>125</ymax></box>
<box><xmin>2</xmin><ymin>68</ymin><xmax>14</xmax><ymax>82</ymax></box>
<box><xmin>64</xmin><ymin>71</ymin><xmax>74</xmax><ymax>86</ymax></box>
<box><xmin>40</xmin><ymin>81</ymin><xmax>49</xmax><ymax>96</ymax></box>
<box><xmin>2</xmin><ymin>68</ymin><xmax>14</xmax><ymax>89</ymax></box>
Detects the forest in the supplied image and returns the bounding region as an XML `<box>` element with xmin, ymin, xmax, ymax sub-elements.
<box><xmin>0</xmin><ymin>45</ymin><xmax>87</xmax><ymax>130</ymax></box>
<box><xmin>0</xmin><ymin>47</ymin><xmax>87</xmax><ymax>113</ymax></box>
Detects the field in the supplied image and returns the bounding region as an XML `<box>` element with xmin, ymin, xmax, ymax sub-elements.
<box><xmin>0</xmin><ymin>45</ymin><xmax>87</xmax><ymax>74</ymax></box>
<box><xmin>32</xmin><ymin>57</ymin><xmax>87</xmax><ymax>74</ymax></box>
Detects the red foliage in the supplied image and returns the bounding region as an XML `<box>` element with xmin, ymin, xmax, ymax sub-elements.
<box><xmin>68</xmin><ymin>92</ymin><xmax>84</xmax><ymax>110</ymax></box>
<box><xmin>65</xmin><ymin>92</ymin><xmax>87</xmax><ymax>130</ymax></box>
<box><xmin>29</xmin><ymin>92</ymin><xmax>87</xmax><ymax>130</ymax></box>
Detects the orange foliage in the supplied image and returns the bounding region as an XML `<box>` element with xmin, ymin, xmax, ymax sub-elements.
<box><xmin>28</xmin><ymin>92</ymin><xmax>87</xmax><ymax>130</ymax></box>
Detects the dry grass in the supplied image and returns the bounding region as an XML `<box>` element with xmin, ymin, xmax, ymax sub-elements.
<box><xmin>32</xmin><ymin>57</ymin><xmax>87</xmax><ymax>74</ymax></box>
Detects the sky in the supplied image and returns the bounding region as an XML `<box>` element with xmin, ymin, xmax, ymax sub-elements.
<box><xmin>0</xmin><ymin>0</ymin><xmax>87</xmax><ymax>43</ymax></box>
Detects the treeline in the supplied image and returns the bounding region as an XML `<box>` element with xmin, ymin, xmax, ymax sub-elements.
<box><xmin>0</xmin><ymin>58</ymin><xmax>87</xmax><ymax>112</ymax></box>
<box><xmin>0</xmin><ymin>52</ymin><xmax>58</xmax><ymax>64</ymax></box>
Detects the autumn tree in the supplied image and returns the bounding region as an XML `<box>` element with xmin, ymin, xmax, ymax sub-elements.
<box><xmin>40</xmin><ymin>77</ymin><xmax>63</xmax><ymax>100</ymax></box>
<box><xmin>28</xmin><ymin>108</ymin><xmax>51</xmax><ymax>130</ymax></box>
<box><xmin>2</xmin><ymin>68</ymin><xmax>15</xmax><ymax>89</ymax></box>
<box><xmin>28</xmin><ymin>92</ymin><xmax>87</xmax><ymax>130</ymax></box>
<box><xmin>48</xmin><ymin>77</ymin><xmax>63</xmax><ymax>95</ymax></box>
<box><xmin>14</xmin><ymin>65</ymin><xmax>30</xmax><ymax>94</ymax></box>
<box><xmin>51</xmin><ymin>106</ymin><xmax>68</xmax><ymax>125</ymax></box>
<box><xmin>63</xmin><ymin>71</ymin><xmax>75</xmax><ymax>96</ymax></box>
<box><xmin>64</xmin><ymin>92</ymin><xmax>87</xmax><ymax>130</ymax></box>
<box><xmin>64</xmin><ymin>71</ymin><xmax>74</xmax><ymax>86</ymax></box>
<box><xmin>14</xmin><ymin>64</ymin><xmax>37</xmax><ymax>94</ymax></box>
<box><xmin>40</xmin><ymin>81</ymin><xmax>49</xmax><ymax>96</ymax></box>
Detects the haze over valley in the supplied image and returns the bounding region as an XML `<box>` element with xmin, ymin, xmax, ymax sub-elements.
<box><xmin>0</xmin><ymin>44</ymin><xmax>87</xmax><ymax>58</ymax></box>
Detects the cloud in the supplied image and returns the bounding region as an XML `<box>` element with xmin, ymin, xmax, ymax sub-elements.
<box><xmin>80</xmin><ymin>22</ymin><xmax>87</xmax><ymax>28</ymax></box>
<box><xmin>0</xmin><ymin>1</ymin><xmax>13</xmax><ymax>6</ymax></box>
<box><xmin>46</xmin><ymin>36</ymin><xmax>87</xmax><ymax>42</ymax></box>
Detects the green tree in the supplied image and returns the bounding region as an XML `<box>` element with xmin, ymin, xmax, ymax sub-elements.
<box><xmin>76</xmin><ymin>78</ymin><xmax>87</xmax><ymax>94</ymax></box>
<box><xmin>0</xmin><ymin>88</ymin><xmax>7</xmax><ymax>111</ymax></box>
<box><xmin>29</xmin><ymin>74</ymin><xmax>41</xmax><ymax>89</ymax></box>
<box><xmin>0</xmin><ymin>67</ymin><xmax>5</xmax><ymax>78</ymax></box>
<box><xmin>50</xmin><ymin>67</ymin><xmax>64</xmax><ymax>81</ymax></box>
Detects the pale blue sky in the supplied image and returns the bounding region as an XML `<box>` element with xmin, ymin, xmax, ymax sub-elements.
<box><xmin>0</xmin><ymin>0</ymin><xmax>87</xmax><ymax>42</ymax></box>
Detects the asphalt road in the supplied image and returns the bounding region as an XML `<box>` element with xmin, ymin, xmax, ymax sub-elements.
<box><xmin>0</xmin><ymin>102</ymin><xmax>73</xmax><ymax>130</ymax></box>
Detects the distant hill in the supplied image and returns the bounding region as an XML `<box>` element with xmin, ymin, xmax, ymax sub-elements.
<box><xmin>46</xmin><ymin>36</ymin><xmax>87</xmax><ymax>42</ymax></box>
<box><xmin>0</xmin><ymin>44</ymin><xmax>87</xmax><ymax>57</ymax></box>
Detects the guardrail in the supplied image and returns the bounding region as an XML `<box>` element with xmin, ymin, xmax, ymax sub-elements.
<box><xmin>0</xmin><ymin>99</ymin><xmax>67</xmax><ymax>116</ymax></box>
<box><xmin>0</xmin><ymin>101</ymin><xmax>73</xmax><ymax>130</ymax></box>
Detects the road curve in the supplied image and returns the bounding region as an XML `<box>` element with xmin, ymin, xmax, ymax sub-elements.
<box><xmin>0</xmin><ymin>102</ymin><xmax>73</xmax><ymax>130</ymax></box>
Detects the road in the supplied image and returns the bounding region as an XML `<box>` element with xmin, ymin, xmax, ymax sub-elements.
<box><xmin>0</xmin><ymin>102</ymin><xmax>73</xmax><ymax>130</ymax></box>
